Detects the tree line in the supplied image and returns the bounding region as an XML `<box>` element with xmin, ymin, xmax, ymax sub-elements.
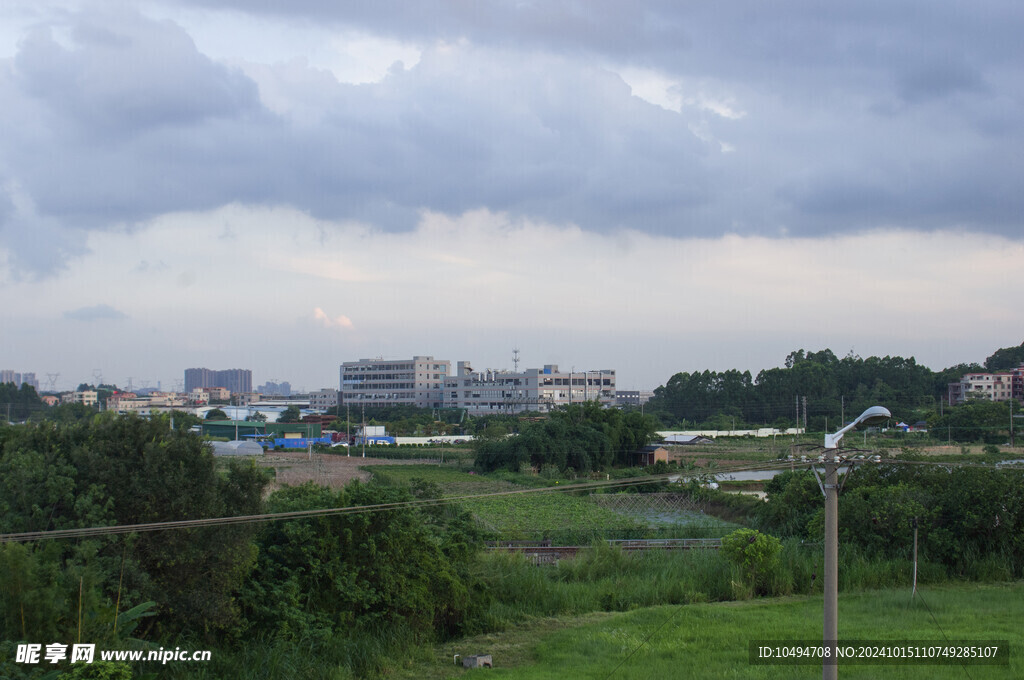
<box><xmin>646</xmin><ymin>342</ymin><xmax>1024</xmax><ymax>433</ymax></box>
<box><xmin>753</xmin><ymin>462</ymin><xmax>1024</xmax><ymax>577</ymax></box>
<box><xmin>474</xmin><ymin>402</ymin><xmax>659</xmax><ymax>474</ymax></box>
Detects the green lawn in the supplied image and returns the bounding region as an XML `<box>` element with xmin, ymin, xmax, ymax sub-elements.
<box><xmin>400</xmin><ymin>582</ymin><xmax>1023</xmax><ymax>679</ymax></box>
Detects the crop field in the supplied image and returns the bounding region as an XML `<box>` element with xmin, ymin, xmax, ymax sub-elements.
<box><xmin>469</xmin><ymin>492</ymin><xmax>645</xmax><ymax>539</ymax></box>
<box><xmin>369</xmin><ymin>465</ymin><xmax>739</xmax><ymax>540</ymax></box>
<box><xmin>368</xmin><ymin>464</ymin><xmax>520</xmax><ymax>496</ymax></box>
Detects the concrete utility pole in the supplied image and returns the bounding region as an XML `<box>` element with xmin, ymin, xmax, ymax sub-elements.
<box><xmin>822</xmin><ymin>450</ymin><xmax>839</xmax><ymax>680</ymax></box>
<box><xmin>821</xmin><ymin>405</ymin><xmax>891</xmax><ymax>680</ymax></box>
<box><xmin>912</xmin><ymin>517</ymin><xmax>919</xmax><ymax>599</ymax></box>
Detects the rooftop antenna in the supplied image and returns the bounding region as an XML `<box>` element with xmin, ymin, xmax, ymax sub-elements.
<box><xmin>512</xmin><ymin>348</ymin><xmax>521</xmax><ymax>373</ymax></box>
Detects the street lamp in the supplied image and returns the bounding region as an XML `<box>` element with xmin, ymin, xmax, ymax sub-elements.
<box><xmin>821</xmin><ymin>405</ymin><xmax>891</xmax><ymax>680</ymax></box>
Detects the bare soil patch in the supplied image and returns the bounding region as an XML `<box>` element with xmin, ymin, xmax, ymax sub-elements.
<box><xmin>257</xmin><ymin>451</ymin><xmax>436</xmax><ymax>490</ymax></box>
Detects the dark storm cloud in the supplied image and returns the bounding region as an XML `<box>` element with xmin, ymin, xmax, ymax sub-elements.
<box><xmin>182</xmin><ymin>0</ymin><xmax>681</xmax><ymax>56</ymax></box>
<box><xmin>1</xmin><ymin>1</ymin><xmax>1023</xmax><ymax>276</ymax></box>
<box><xmin>1</xmin><ymin>11</ymin><xmax>714</xmax><ymax>263</ymax></box>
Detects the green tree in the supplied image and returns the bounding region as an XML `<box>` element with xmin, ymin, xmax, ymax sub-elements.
<box><xmin>205</xmin><ymin>408</ymin><xmax>228</xmax><ymax>420</ymax></box>
<box><xmin>243</xmin><ymin>481</ymin><xmax>480</xmax><ymax>642</ymax></box>
<box><xmin>0</xmin><ymin>383</ymin><xmax>44</xmax><ymax>421</ymax></box>
<box><xmin>928</xmin><ymin>398</ymin><xmax>1016</xmax><ymax>443</ymax></box>
<box><xmin>0</xmin><ymin>415</ymin><xmax>269</xmax><ymax>643</ymax></box>
<box><xmin>278</xmin><ymin>405</ymin><xmax>302</xmax><ymax>423</ymax></box>
<box><xmin>473</xmin><ymin>402</ymin><xmax>657</xmax><ymax>473</ymax></box>
<box><xmin>985</xmin><ymin>341</ymin><xmax>1024</xmax><ymax>371</ymax></box>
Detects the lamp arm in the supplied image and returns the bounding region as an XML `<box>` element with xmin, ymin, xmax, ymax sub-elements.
<box><xmin>824</xmin><ymin>421</ymin><xmax>858</xmax><ymax>449</ymax></box>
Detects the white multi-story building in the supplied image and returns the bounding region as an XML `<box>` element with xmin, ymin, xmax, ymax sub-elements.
<box><xmin>62</xmin><ymin>390</ymin><xmax>98</xmax><ymax>407</ymax></box>
<box><xmin>948</xmin><ymin>365</ymin><xmax>1024</xmax><ymax>405</ymax></box>
<box><xmin>340</xmin><ymin>356</ymin><xmax>450</xmax><ymax>409</ymax></box>
<box><xmin>443</xmin><ymin>361</ymin><xmax>616</xmax><ymax>415</ymax></box>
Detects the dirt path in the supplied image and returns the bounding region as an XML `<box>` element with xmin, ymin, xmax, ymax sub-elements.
<box><xmin>257</xmin><ymin>451</ymin><xmax>436</xmax><ymax>490</ymax></box>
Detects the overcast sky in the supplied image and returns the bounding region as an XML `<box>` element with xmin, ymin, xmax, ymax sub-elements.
<box><xmin>2</xmin><ymin>1</ymin><xmax>1022</xmax><ymax>393</ymax></box>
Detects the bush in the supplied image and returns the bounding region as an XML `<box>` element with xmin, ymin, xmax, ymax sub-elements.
<box><xmin>721</xmin><ymin>528</ymin><xmax>782</xmax><ymax>594</ymax></box>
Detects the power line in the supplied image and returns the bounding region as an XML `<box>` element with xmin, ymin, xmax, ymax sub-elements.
<box><xmin>0</xmin><ymin>462</ymin><xmax>798</xmax><ymax>544</ymax></box>
<box><xmin>2</xmin><ymin>450</ymin><xmax>1019</xmax><ymax>545</ymax></box>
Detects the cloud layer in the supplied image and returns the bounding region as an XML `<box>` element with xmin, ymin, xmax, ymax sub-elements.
<box><xmin>2</xmin><ymin>2</ymin><xmax>1023</xmax><ymax>279</ymax></box>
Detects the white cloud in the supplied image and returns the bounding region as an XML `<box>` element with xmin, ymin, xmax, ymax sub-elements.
<box><xmin>313</xmin><ymin>307</ymin><xmax>354</xmax><ymax>330</ymax></box>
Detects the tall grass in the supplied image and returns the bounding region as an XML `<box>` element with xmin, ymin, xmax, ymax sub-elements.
<box><xmin>476</xmin><ymin>538</ymin><xmax>983</xmax><ymax>633</ymax></box>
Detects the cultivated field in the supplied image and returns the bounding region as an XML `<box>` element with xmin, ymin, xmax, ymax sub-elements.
<box><xmin>370</xmin><ymin>464</ymin><xmax>739</xmax><ymax>541</ymax></box>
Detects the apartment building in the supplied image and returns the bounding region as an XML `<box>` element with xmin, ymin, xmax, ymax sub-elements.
<box><xmin>62</xmin><ymin>390</ymin><xmax>98</xmax><ymax>407</ymax></box>
<box><xmin>184</xmin><ymin>368</ymin><xmax>252</xmax><ymax>394</ymax></box>
<box><xmin>0</xmin><ymin>370</ymin><xmax>38</xmax><ymax>390</ymax></box>
<box><xmin>948</xmin><ymin>364</ymin><xmax>1024</xmax><ymax>405</ymax></box>
<box><xmin>340</xmin><ymin>357</ymin><xmax>450</xmax><ymax>408</ymax></box>
<box><xmin>443</xmin><ymin>361</ymin><xmax>616</xmax><ymax>415</ymax></box>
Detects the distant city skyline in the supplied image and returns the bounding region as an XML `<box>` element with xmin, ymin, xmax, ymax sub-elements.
<box><xmin>12</xmin><ymin>337</ymin><xmax>1023</xmax><ymax>396</ymax></box>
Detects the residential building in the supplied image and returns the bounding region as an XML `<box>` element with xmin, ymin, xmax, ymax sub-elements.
<box><xmin>184</xmin><ymin>368</ymin><xmax>252</xmax><ymax>394</ymax></box>
<box><xmin>948</xmin><ymin>364</ymin><xmax>1024</xmax><ymax>405</ymax></box>
<box><xmin>187</xmin><ymin>386</ymin><xmax>230</xmax><ymax>404</ymax></box>
<box><xmin>62</xmin><ymin>390</ymin><xmax>98</xmax><ymax>407</ymax></box>
<box><xmin>204</xmin><ymin>387</ymin><xmax>231</xmax><ymax>401</ymax></box>
<box><xmin>235</xmin><ymin>392</ymin><xmax>261</xmax><ymax>406</ymax></box>
<box><xmin>258</xmin><ymin>381</ymin><xmax>292</xmax><ymax>397</ymax></box>
<box><xmin>106</xmin><ymin>392</ymin><xmax>139</xmax><ymax>411</ymax></box>
<box><xmin>309</xmin><ymin>388</ymin><xmax>339</xmax><ymax>411</ymax></box>
<box><xmin>635</xmin><ymin>445</ymin><xmax>669</xmax><ymax>466</ymax></box>
<box><xmin>340</xmin><ymin>356</ymin><xmax>450</xmax><ymax>408</ymax></box>
<box><xmin>442</xmin><ymin>361</ymin><xmax>616</xmax><ymax>415</ymax></box>
<box><xmin>0</xmin><ymin>370</ymin><xmax>38</xmax><ymax>390</ymax></box>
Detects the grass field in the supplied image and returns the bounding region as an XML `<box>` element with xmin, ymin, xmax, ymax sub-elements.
<box><xmin>399</xmin><ymin>581</ymin><xmax>1024</xmax><ymax>679</ymax></box>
